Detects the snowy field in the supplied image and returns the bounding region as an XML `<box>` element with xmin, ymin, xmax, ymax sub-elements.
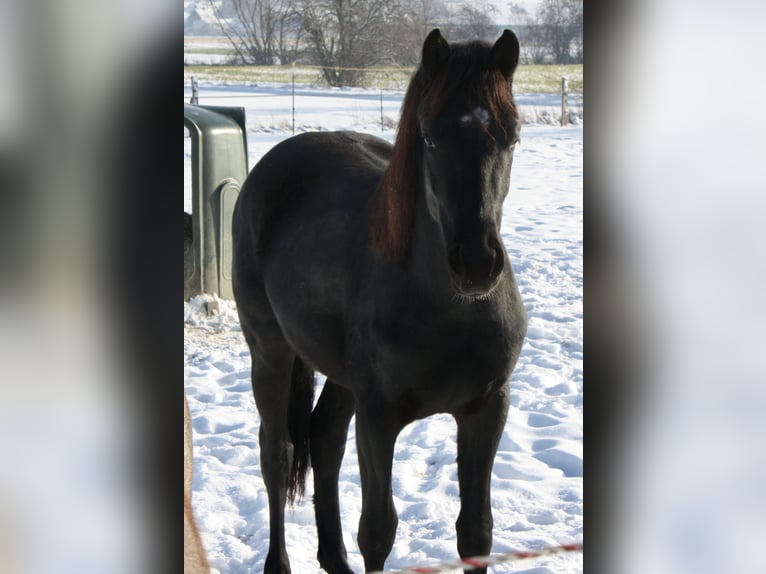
<box><xmin>183</xmin><ymin>83</ymin><xmax>583</xmax><ymax>573</ymax></box>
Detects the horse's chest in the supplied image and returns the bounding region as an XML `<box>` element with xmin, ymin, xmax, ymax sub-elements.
<box><xmin>431</xmin><ymin>323</ymin><xmax>512</xmax><ymax>384</ymax></box>
<box><xmin>372</xmin><ymin>310</ymin><xmax>517</xmax><ymax>410</ymax></box>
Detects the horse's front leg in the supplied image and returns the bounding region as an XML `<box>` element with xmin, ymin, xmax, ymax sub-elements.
<box><xmin>355</xmin><ymin>403</ymin><xmax>401</xmax><ymax>572</ymax></box>
<box><xmin>453</xmin><ymin>383</ymin><xmax>510</xmax><ymax>573</ymax></box>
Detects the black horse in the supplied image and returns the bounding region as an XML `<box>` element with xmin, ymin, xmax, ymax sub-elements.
<box><xmin>232</xmin><ymin>29</ymin><xmax>527</xmax><ymax>574</ymax></box>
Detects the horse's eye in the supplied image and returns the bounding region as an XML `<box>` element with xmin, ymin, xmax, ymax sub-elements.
<box><xmin>423</xmin><ymin>135</ymin><xmax>435</xmax><ymax>150</ymax></box>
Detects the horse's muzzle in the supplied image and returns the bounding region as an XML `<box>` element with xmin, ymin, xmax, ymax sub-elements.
<box><xmin>447</xmin><ymin>233</ymin><xmax>505</xmax><ymax>296</ymax></box>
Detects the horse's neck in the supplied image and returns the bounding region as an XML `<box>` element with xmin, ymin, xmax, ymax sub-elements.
<box><xmin>407</xmin><ymin>185</ymin><xmax>454</xmax><ymax>299</ymax></box>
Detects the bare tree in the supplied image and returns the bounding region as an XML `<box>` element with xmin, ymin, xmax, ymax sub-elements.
<box><xmin>445</xmin><ymin>1</ymin><xmax>498</xmax><ymax>41</ymax></box>
<box><xmin>208</xmin><ymin>0</ymin><xmax>450</xmax><ymax>81</ymax></box>
<box><xmin>407</xmin><ymin>0</ymin><xmax>448</xmax><ymax>40</ymax></box>
<box><xmin>300</xmin><ymin>0</ymin><xmax>413</xmax><ymax>86</ymax></box>
<box><xmin>535</xmin><ymin>0</ymin><xmax>583</xmax><ymax>64</ymax></box>
<box><xmin>209</xmin><ymin>0</ymin><xmax>303</xmax><ymax>65</ymax></box>
<box><xmin>521</xmin><ymin>17</ymin><xmax>550</xmax><ymax>64</ymax></box>
<box><xmin>382</xmin><ymin>0</ymin><xmax>449</xmax><ymax>66</ymax></box>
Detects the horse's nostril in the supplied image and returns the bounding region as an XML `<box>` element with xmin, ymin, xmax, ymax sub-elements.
<box><xmin>489</xmin><ymin>241</ymin><xmax>505</xmax><ymax>280</ymax></box>
<box><xmin>448</xmin><ymin>245</ymin><xmax>464</xmax><ymax>275</ymax></box>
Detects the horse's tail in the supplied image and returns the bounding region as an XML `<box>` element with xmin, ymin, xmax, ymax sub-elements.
<box><xmin>287</xmin><ymin>356</ymin><xmax>315</xmax><ymax>504</ymax></box>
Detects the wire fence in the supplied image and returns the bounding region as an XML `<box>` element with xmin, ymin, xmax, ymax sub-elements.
<box><xmin>183</xmin><ymin>62</ymin><xmax>584</xmax><ymax>93</ymax></box>
<box><xmin>184</xmin><ymin>67</ymin><xmax>583</xmax><ymax>132</ymax></box>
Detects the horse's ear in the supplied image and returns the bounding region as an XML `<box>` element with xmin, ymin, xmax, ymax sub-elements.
<box><xmin>490</xmin><ymin>29</ymin><xmax>520</xmax><ymax>80</ymax></box>
<box><xmin>422</xmin><ymin>29</ymin><xmax>450</xmax><ymax>78</ymax></box>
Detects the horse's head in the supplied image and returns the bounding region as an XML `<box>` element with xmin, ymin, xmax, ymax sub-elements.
<box><xmin>419</xmin><ymin>29</ymin><xmax>520</xmax><ymax>297</ymax></box>
<box><xmin>373</xmin><ymin>29</ymin><xmax>520</xmax><ymax>298</ymax></box>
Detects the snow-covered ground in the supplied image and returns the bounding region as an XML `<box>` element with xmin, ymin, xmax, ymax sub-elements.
<box><xmin>184</xmin><ymin>84</ymin><xmax>582</xmax><ymax>573</ymax></box>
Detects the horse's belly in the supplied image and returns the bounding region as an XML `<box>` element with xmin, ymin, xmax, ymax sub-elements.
<box><xmin>267</xmin><ymin>295</ymin><xmax>347</xmax><ymax>381</ymax></box>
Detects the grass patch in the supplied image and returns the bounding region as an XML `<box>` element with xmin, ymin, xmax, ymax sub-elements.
<box><xmin>184</xmin><ymin>48</ymin><xmax>240</xmax><ymax>56</ymax></box>
<box><xmin>183</xmin><ymin>63</ymin><xmax>582</xmax><ymax>93</ymax></box>
<box><xmin>515</xmin><ymin>65</ymin><xmax>583</xmax><ymax>93</ymax></box>
<box><xmin>184</xmin><ymin>65</ymin><xmax>326</xmax><ymax>85</ymax></box>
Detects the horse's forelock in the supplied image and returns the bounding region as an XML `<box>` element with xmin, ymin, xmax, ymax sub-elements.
<box><xmin>422</xmin><ymin>45</ymin><xmax>518</xmax><ymax>132</ymax></box>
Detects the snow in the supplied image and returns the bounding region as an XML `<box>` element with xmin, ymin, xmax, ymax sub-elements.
<box><xmin>184</xmin><ymin>84</ymin><xmax>582</xmax><ymax>573</ymax></box>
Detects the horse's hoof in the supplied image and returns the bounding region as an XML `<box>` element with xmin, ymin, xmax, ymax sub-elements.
<box><xmin>318</xmin><ymin>555</ymin><xmax>354</xmax><ymax>574</ymax></box>
<box><xmin>263</xmin><ymin>550</ymin><xmax>291</xmax><ymax>574</ymax></box>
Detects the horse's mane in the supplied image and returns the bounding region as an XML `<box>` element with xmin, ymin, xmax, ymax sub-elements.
<box><xmin>370</xmin><ymin>40</ymin><xmax>518</xmax><ymax>261</ymax></box>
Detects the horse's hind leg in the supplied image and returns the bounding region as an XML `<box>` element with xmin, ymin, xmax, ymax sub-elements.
<box><xmin>245</xmin><ymin>335</ymin><xmax>304</xmax><ymax>574</ymax></box>
<box><xmin>310</xmin><ymin>381</ymin><xmax>355</xmax><ymax>574</ymax></box>
<box><xmin>453</xmin><ymin>383</ymin><xmax>511</xmax><ymax>574</ymax></box>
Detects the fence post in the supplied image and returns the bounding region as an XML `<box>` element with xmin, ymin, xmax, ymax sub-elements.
<box><xmin>292</xmin><ymin>62</ymin><xmax>296</xmax><ymax>135</ymax></box>
<box><xmin>380</xmin><ymin>90</ymin><xmax>384</xmax><ymax>133</ymax></box>
<box><xmin>561</xmin><ymin>76</ymin><xmax>569</xmax><ymax>126</ymax></box>
<box><xmin>191</xmin><ymin>76</ymin><xmax>199</xmax><ymax>104</ymax></box>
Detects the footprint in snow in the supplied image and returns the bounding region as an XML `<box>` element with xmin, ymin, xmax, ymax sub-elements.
<box><xmin>532</xmin><ymin>438</ymin><xmax>557</xmax><ymax>452</ymax></box>
<box><xmin>533</xmin><ymin>448</ymin><xmax>583</xmax><ymax>478</ymax></box>
<box><xmin>527</xmin><ymin>413</ymin><xmax>559</xmax><ymax>428</ymax></box>
<box><xmin>492</xmin><ymin>461</ymin><xmax>543</xmax><ymax>481</ymax></box>
<box><xmin>527</xmin><ymin>510</ymin><xmax>558</xmax><ymax>525</ymax></box>
<box><xmin>544</xmin><ymin>382</ymin><xmax>575</xmax><ymax>397</ymax></box>
<box><xmin>213</xmin><ymin>360</ymin><xmax>236</xmax><ymax>372</ymax></box>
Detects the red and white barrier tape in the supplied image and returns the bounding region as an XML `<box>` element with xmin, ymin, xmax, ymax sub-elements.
<box><xmin>370</xmin><ymin>543</ymin><xmax>583</xmax><ymax>573</ymax></box>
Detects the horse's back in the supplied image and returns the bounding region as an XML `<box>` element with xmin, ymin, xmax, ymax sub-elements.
<box><xmin>236</xmin><ymin>130</ymin><xmax>390</xmax><ymax>212</ymax></box>
<box><xmin>233</xmin><ymin>131</ymin><xmax>390</xmax><ymax>267</ymax></box>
